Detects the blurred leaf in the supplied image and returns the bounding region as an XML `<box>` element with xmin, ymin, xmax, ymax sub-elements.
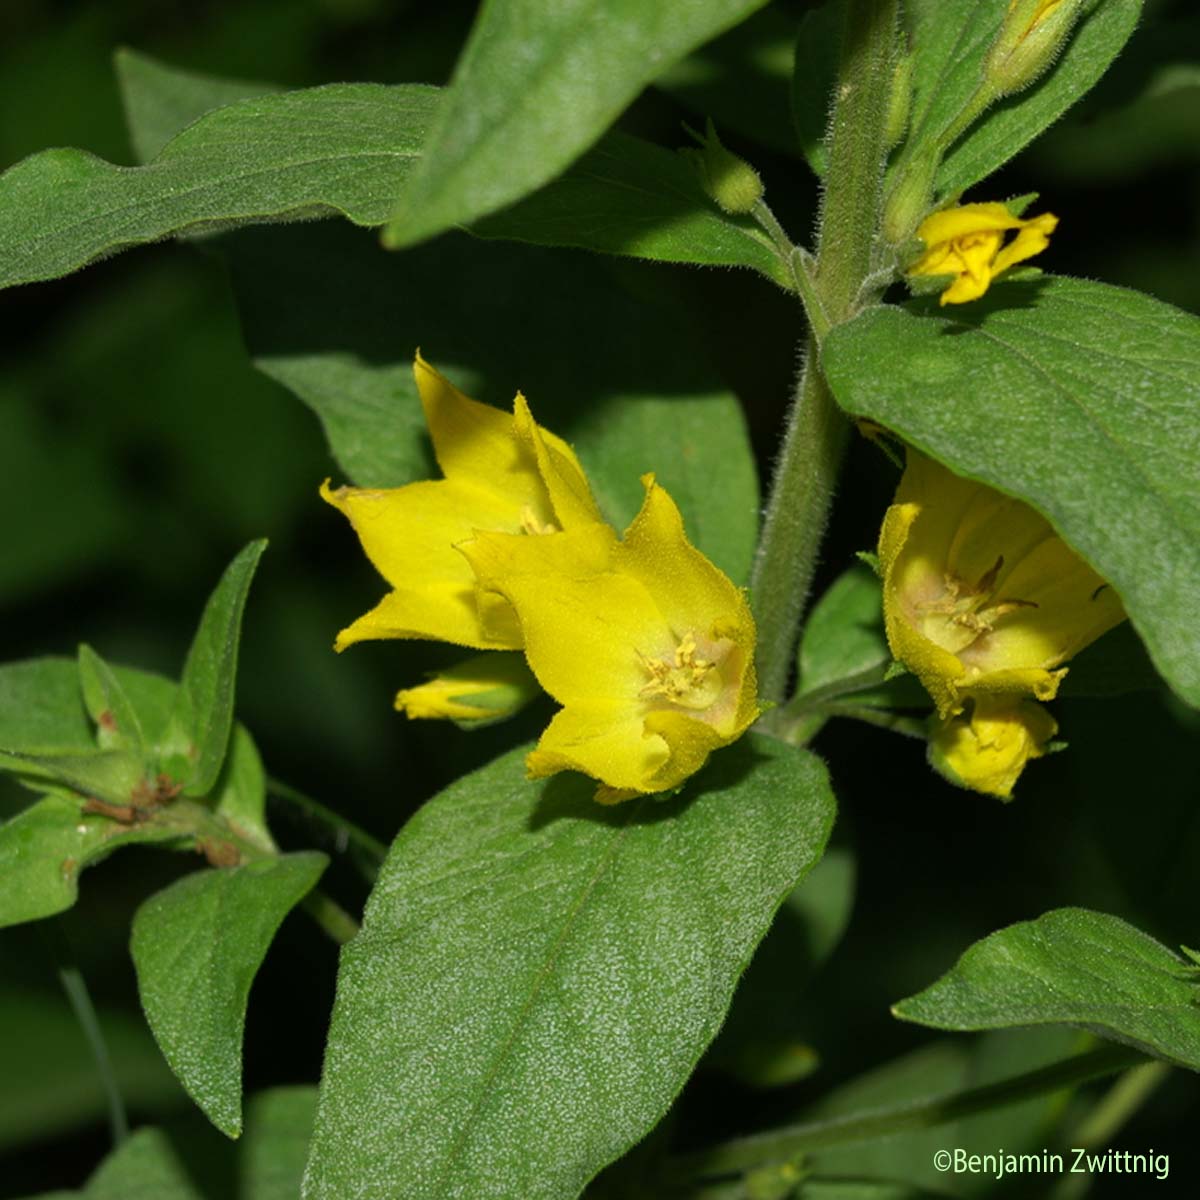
<box><xmin>806</xmin><ymin>1027</ymin><xmax>1084</xmax><ymax>1198</ymax></box>
<box><xmin>895</xmin><ymin>907</ymin><xmax>1200</xmax><ymax>1071</ymax></box>
<box><xmin>1030</xmin><ymin>59</ymin><xmax>1200</xmax><ymax>181</ymax></box>
<box><xmin>164</xmin><ymin>541</ymin><xmax>266</xmax><ymax>796</ymax></box>
<box><xmin>78</xmin><ymin>644</ymin><xmax>148</xmax><ymax>758</ymax></box>
<box><xmin>382</xmin><ymin>0</ymin><xmax>772</xmax><ymax>248</ymax></box>
<box><xmin>654</xmin><ymin>6</ymin><xmax>800</xmax><ymax>155</ymax></box>
<box><xmin>0</xmin><ymin>794</ymin><xmax>183</xmax><ymax>929</ymax></box>
<box><xmin>707</xmin><ymin>845</ymin><xmax>856</xmax><ymax>1088</ymax></box>
<box><xmin>226</xmin><ymin>224</ymin><xmax>759</xmax><ymax>582</ymax></box>
<box><xmin>821</xmin><ymin>278</ymin><xmax>1200</xmax><ymax>708</ymax></box>
<box><xmin>902</xmin><ymin>0</ymin><xmax>1141</xmax><ymax>200</ymax></box>
<box><xmin>131</xmin><ymin>852</ymin><xmax>327</xmax><ymax>1137</ymax></box>
<box><xmin>24</xmin><ymin>1086</ymin><xmax>319</xmax><ymax>1199</ymax></box>
<box><xmin>790</xmin><ymin>0</ymin><xmax>844</xmax><ymax>175</ymax></box>
<box><xmin>0</xmin><ymin>658</ymin><xmax>93</xmax><ymax>753</ymax></box>
<box><xmin>0</xmin><ymin>987</ymin><xmax>184</xmax><ymax>1153</ymax></box>
<box><xmin>302</xmin><ymin>736</ymin><xmax>834</xmax><ymax>1200</ymax></box>
<box><xmin>115</xmin><ymin>46</ymin><xmax>275</xmax><ymax>163</ymax></box>
<box><xmin>0</xmin><ymin>84</ymin><xmax>438</xmax><ymax>289</ymax></box>
<box><xmin>471</xmin><ymin>130</ymin><xmax>787</xmax><ymax>286</ymax></box>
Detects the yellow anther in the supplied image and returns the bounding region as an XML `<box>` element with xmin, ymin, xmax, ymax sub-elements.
<box><xmin>637</xmin><ymin>632</ymin><xmax>719</xmax><ymax>709</ymax></box>
<box><xmin>519</xmin><ymin>505</ymin><xmax>559</xmax><ymax>536</ymax></box>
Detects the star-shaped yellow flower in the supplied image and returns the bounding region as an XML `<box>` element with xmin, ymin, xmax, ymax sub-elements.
<box><xmin>322</xmin><ymin>354</ymin><xmax>608</xmax><ymax>652</ymax></box>
<box><xmin>879</xmin><ymin>449</ymin><xmax>1125</xmax><ymax>721</ymax></box>
<box><xmin>908</xmin><ymin>202</ymin><xmax>1058</xmax><ymax>305</ymax></box>
<box><xmin>461</xmin><ymin>476</ymin><xmax>761</xmax><ymax>802</ymax></box>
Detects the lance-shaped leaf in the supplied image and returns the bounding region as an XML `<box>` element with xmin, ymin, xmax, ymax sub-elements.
<box><xmin>131</xmin><ymin>853</ymin><xmax>328</xmax><ymax>1137</ymax></box>
<box><xmin>78</xmin><ymin>644</ymin><xmax>148</xmax><ymax>758</ymax></box>
<box><xmin>0</xmin><ymin>658</ymin><xmax>94</xmax><ymax>753</ymax></box>
<box><xmin>894</xmin><ymin>908</ymin><xmax>1200</xmax><ymax>1072</ymax></box>
<box><xmin>901</xmin><ymin>0</ymin><xmax>1141</xmax><ymax>200</ymax></box>
<box><xmin>302</xmin><ymin>736</ymin><xmax>834</xmax><ymax>1200</ymax></box>
<box><xmin>163</xmin><ymin>540</ymin><xmax>266</xmax><ymax>795</ymax></box>
<box><xmin>821</xmin><ymin>278</ymin><xmax>1200</xmax><ymax>707</ymax></box>
<box><xmin>0</xmin><ymin>84</ymin><xmax>437</xmax><ymax>290</ymax></box>
<box><xmin>382</xmin><ymin>0</ymin><xmax>772</xmax><ymax>248</ymax></box>
<box><xmin>114</xmin><ymin>52</ymin><xmax>786</xmax><ymax>285</ymax></box>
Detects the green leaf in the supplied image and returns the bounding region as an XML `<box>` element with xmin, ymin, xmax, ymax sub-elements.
<box><xmin>35</xmin><ymin>1087</ymin><xmax>318</xmax><ymax>1199</ymax></box>
<box><xmin>211</xmin><ymin>725</ymin><xmax>276</xmax><ymax>854</ymax></box>
<box><xmin>226</xmin><ymin>225</ymin><xmax>759</xmax><ymax>582</ymax></box>
<box><xmin>0</xmin><ymin>749</ymin><xmax>143</xmax><ymax>805</ymax></box>
<box><xmin>821</xmin><ymin>277</ymin><xmax>1200</xmax><ymax>707</ymax></box>
<box><xmin>382</xmin><ymin>0</ymin><xmax>772</xmax><ymax>248</ymax></box>
<box><xmin>115</xmin><ymin>46</ymin><xmax>275</xmax><ymax>163</ymax></box>
<box><xmin>130</xmin><ymin>852</ymin><xmax>328</xmax><ymax>1137</ymax></box>
<box><xmin>0</xmin><ymin>84</ymin><xmax>438</xmax><ymax>290</ymax></box>
<box><xmin>470</xmin><ymin>130</ymin><xmax>787</xmax><ymax>286</ymax></box>
<box><xmin>78</xmin><ymin>644</ymin><xmax>148</xmax><ymax>758</ymax></box>
<box><xmin>0</xmin><ymin>658</ymin><xmax>93</xmax><ymax>753</ymax></box>
<box><xmin>796</xmin><ymin>564</ymin><xmax>890</xmax><ymax>698</ymax></box>
<box><xmin>164</xmin><ymin>540</ymin><xmax>266</xmax><ymax>796</ymax></box>
<box><xmin>894</xmin><ymin>908</ymin><xmax>1200</xmax><ymax>1072</ymax></box>
<box><xmin>0</xmin><ymin>794</ymin><xmax>183</xmax><ymax>929</ymax></box>
<box><xmin>116</xmin><ymin>51</ymin><xmax>785</xmax><ymax>284</ymax></box>
<box><xmin>302</xmin><ymin>735</ymin><xmax>835</xmax><ymax>1199</ymax></box>
<box><xmin>902</xmin><ymin>0</ymin><xmax>1141</xmax><ymax>199</ymax></box>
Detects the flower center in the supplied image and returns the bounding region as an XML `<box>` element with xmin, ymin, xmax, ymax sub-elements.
<box><xmin>519</xmin><ymin>505</ymin><xmax>558</xmax><ymax>536</ymax></box>
<box><xmin>638</xmin><ymin>632</ymin><xmax>723</xmax><ymax>711</ymax></box>
<box><xmin>918</xmin><ymin>555</ymin><xmax>1038</xmax><ymax>653</ymax></box>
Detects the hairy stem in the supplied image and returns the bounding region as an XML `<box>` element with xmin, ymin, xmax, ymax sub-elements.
<box><xmin>671</xmin><ymin>1045</ymin><xmax>1143</xmax><ymax>1182</ymax></box>
<box><xmin>750</xmin><ymin>0</ymin><xmax>898</xmax><ymax>705</ymax></box>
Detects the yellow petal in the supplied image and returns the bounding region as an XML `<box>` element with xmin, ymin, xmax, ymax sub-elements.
<box><xmin>991</xmin><ymin>211</ymin><xmax>1059</xmax><ymax>277</ymax></box>
<box><xmin>395</xmin><ymin>652</ymin><xmax>539</xmax><ymax>721</ymax></box>
<box><xmin>512</xmin><ymin>394</ymin><xmax>604</xmax><ymax>530</ymax></box>
<box><xmin>526</xmin><ymin>702</ymin><xmax>670</xmax><ymax>793</ymax></box>
<box><xmin>929</xmin><ymin>696</ymin><xmax>1058</xmax><ymax>798</ymax></box>
<box><xmin>916</xmin><ymin>202</ymin><xmax>1022</xmax><ymax>247</ymax></box>
<box><xmin>322</xmin><ymin>477</ymin><xmax>523</xmax><ymax>649</ymax></box>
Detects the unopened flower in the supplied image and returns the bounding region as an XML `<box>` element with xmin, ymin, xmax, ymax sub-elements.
<box><xmin>395</xmin><ymin>652</ymin><xmax>540</xmax><ymax>726</ymax></box>
<box><xmin>322</xmin><ymin>354</ymin><xmax>607</xmax><ymax>652</ymax></box>
<box><xmin>986</xmin><ymin>0</ymin><xmax>1082</xmax><ymax>98</ymax></box>
<box><xmin>879</xmin><ymin>449</ymin><xmax>1125</xmax><ymax>721</ymax></box>
<box><xmin>928</xmin><ymin>696</ymin><xmax>1058</xmax><ymax>799</ymax></box>
<box><xmin>908</xmin><ymin>202</ymin><xmax>1058</xmax><ymax>305</ymax></box>
<box><xmin>461</xmin><ymin>476</ymin><xmax>761</xmax><ymax>802</ymax></box>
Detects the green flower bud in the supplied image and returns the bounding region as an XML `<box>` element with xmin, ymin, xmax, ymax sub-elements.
<box><xmin>682</xmin><ymin>118</ymin><xmax>765</xmax><ymax>216</ymax></box>
<box><xmin>985</xmin><ymin>0</ymin><xmax>1085</xmax><ymax>99</ymax></box>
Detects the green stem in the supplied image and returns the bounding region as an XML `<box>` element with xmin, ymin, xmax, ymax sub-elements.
<box><xmin>59</xmin><ymin>965</ymin><xmax>129</xmax><ymax>1147</ymax></box>
<box><xmin>267</xmin><ymin>776</ymin><xmax>388</xmax><ymax>867</ymax></box>
<box><xmin>1049</xmin><ymin>1061</ymin><xmax>1170</xmax><ymax>1200</ymax></box>
<box><xmin>302</xmin><ymin>889</ymin><xmax>361</xmax><ymax>945</ymax></box>
<box><xmin>749</xmin><ymin>0</ymin><xmax>897</xmax><ymax>706</ymax></box>
<box><xmin>751</xmin><ymin>350</ymin><xmax>849</xmax><ymax>706</ymax></box>
<box><xmin>672</xmin><ymin>1045</ymin><xmax>1142</xmax><ymax>1182</ymax></box>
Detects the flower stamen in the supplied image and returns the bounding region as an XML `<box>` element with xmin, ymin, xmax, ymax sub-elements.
<box><xmin>520</xmin><ymin>505</ymin><xmax>559</xmax><ymax>536</ymax></box>
<box><xmin>638</xmin><ymin>632</ymin><xmax>720</xmax><ymax>709</ymax></box>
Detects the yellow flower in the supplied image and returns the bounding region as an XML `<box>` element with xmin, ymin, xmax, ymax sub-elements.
<box><xmin>928</xmin><ymin>696</ymin><xmax>1058</xmax><ymax>800</ymax></box>
<box><xmin>395</xmin><ymin>652</ymin><xmax>540</xmax><ymax>725</ymax></box>
<box><xmin>461</xmin><ymin>476</ymin><xmax>761</xmax><ymax>802</ymax></box>
<box><xmin>322</xmin><ymin>353</ymin><xmax>608</xmax><ymax>652</ymax></box>
<box><xmin>908</xmin><ymin>202</ymin><xmax>1058</xmax><ymax>305</ymax></box>
<box><xmin>879</xmin><ymin>449</ymin><xmax>1125</xmax><ymax>720</ymax></box>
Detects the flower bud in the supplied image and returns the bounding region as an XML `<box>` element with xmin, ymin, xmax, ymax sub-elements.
<box><xmin>682</xmin><ymin>118</ymin><xmax>765</xmax><ymax>216</ymax></box>
<box><xmin>395</xmin><ymin>652</ymin><xmax>540</xmax><ymax>728</ymax></box>
<box><xmin>985</xmin><ymin>0</ymin><xmax>1085</xmax><ymax>100</ymax></box>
